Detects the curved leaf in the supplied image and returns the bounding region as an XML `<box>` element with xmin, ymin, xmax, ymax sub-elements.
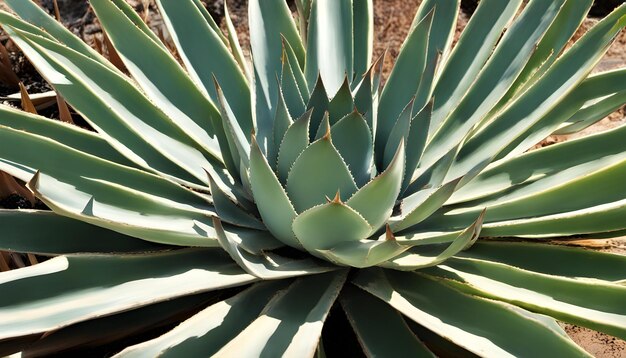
<box><xmin>249</xmin><ymin>136</ymin><xmax>301</xmax><ymax>248</ymax></box>
<box><xmin>347</xmin><ymin>141</ymin><xmax>404</xmax><ymax>234</ymax></box>
<box><xmin>0</xmin><ymin>249</ymin><xmax>256</xmax><ymax>340</ymax></box>
<box><xmin>353</xmin><ymin>269</ymin><xmax>590</xmax><ymax>357</ymax></box>
<box><xmin>0</xmin><ymin>210</ymin><xmax>166</xmax><ymax>254</ymax></box>
<box><xmin>331</xmin><ymin>111</ymin><xmax>374</xmax><ymax>186</ymax></box>
<box><xmin>340</xmin><ymin>285</ymin><xmax>435</xmax><ymax>357</ymax></box>
<box><xmin>286</xmin><ymin>136</ymin><xmax>357</xmax><ymax>212</ymax></box>
<box><xmin>292</xmin><ymin>199</ymin><xmax>372</xmax><ymax>251</ymax></box>
<box><xmin>115</xmin><ymin>281</ymin><xmax>289</xmax><ymax>358</ymax></box>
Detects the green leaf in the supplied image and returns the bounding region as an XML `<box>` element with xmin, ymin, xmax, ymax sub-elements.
<box><xmin>282</xmin><ymin>36</ymin><xmax>310</xmax><ymax>100</ymax></box>
<box><xmin>249</xmin><ymin>135</ymin><xmax>301</xmax><ymax>248</ymax></box>
<box><xmin>191</xmin><ymin>0</ymin><xmax>228</xmax><ymax>45</ymax></box>
<box><xmin>340</xmin><ymin>285</ymin><xmax>435</xmax><ymax>357</ymax></box>
<box><xmin>390</xmin><ymin>178</ymin><xmax>460</xmax><ymax>233</ymax></box>
<box><xmin>352</xmin><ymin>0</ymin><xmax>373</xmax><ymax>79</ymax></box>
<box><xmin>450</xmin><ymin>5</ymin><xmax>626</xmax><ymax>179</ymax></box>
<box><xmin>277</xmin><ymin>110</ymin><xmax>311</xmax><ymax>183</ymax></box>
<box><xmin>90</xmin><ymin>0</ymin><xmax>224</xmax><ymax>162</ymax></box>
<box><xmin>430</xmin><ymin>256</ymin><xmax>626</xmax><ymax>340</ymax></box>
<box><xmin>352</xmin><ymin>269</ymin><xmax>590</xmax><ymax>357</ymax></box>
<box><xmin>422</xmin><ymin>0</ymin><xmax>566</xmax><ymax>171</ymax></box>
<box><xmin>497</xmin><ymin>68</ymin><xmax>626</xmax><ymax>159</ymax></box>
<box><xmin>318</xmin><ymin>238</ymin><xmax>408</xmax><ymax>268</ymax></box>
<box><xmin>213</xmin><ymin>271</ymin><xmax>347</xmax><ymax>357</ymax></box>
<box><xmin>292</xmin><ymin>199</ymin><xmax>372</xmax><ymax>251</ymax></box>
<box><xmin>15</xmin><ymin>293</ymin><xmax>215</xmax><ymax>357</ymax></box>
<box><xmin>347</xmin><ymin>141</ymin><xmax>404</xmax><ymax>233</ymax></box>
<box><xmin>428</xmin><ymin>0</ymin><xmax>522</xmax><ymax>133</ymax></box>
<box><xmin>249</xmin><ymin>0</ymin><xmax>305</xmax><ymax>153</ymax></box>
<box><xmin>224</xmin><ymin>1</ymin><xmax>251</xmax><ymax>81</ymax></box>
<box><xmin>353</xmin><ymin>55</ymin><xmax>381</xmax><ymax>137</ymax></box>
<box><xmin>4</xmin><ymin>26</ymin><xmax>212</xmax><ymax>188</ymax></box>
<box><xmin>327</xmin><ymin>77</ymin><xmax>355</xmax><ymax>125</ymax></box>
<box><xmin>405</xmin><ymin>143</ymin><xmax>458</xmax><ymax>196</ymax></box>
<box><xmin>280</xmin><ymin>46</ymin><xmax>307</xmax><ymax>118</ymax></box>
<box><xmin>450</xmin><ymin>123</ymin><xmax>626</xmax><ymax>205</ymax></box>
<box><xmin>306</xmin><ymin>76</ymin><xmax>330</xmax><ymax>141</ymax></box>
<box><xmin>556</xmin><ymin>90</ymin><xmax>626</xmax><ymax>135</ymax></box>
<box><xmin>480</xmin><ymin>198</ymin><xmax>626</xmax><ymax>238</ymax></box>
<box><xmin>305</xmin><ymin>0</ymin><xmax>353</xmax><ymax>95</ymax></box>
<box><xmin>0</xmin><ymin>105</ymin><xmax>133</xmax><ymax>169</ymax></box>
<box><xmin>381</xmin><ymin>211</ymin><xmax>483</xmax><ymax>270</ymax></box>
<box><xmin>0</xmin><ymin>124</ymin><xmax>208</xmax><ymax>208</ymax></box>
<box><xmin>492</xmin><ymin>0</ymin><xmax>593</xmax><ymax>112</ymax></box>
<box><xmin>3</xmin><ymin>0</ymin><xmax>116</xmax><ymax>70</ymax></box>
<box><xmin>106</xmin><ymin>0</ymin><xmax>166</xmax><ymax>48</ymax></box>
<box><xmin>0</xmin><ymin>210</ymin><xmax>166</xmax><ymax>254</ymax></box>
<box><xmin>376</xmin><ymin>10</ymin><xmax>433</xmax><ymax>165</ymax></box>
<box><xmin>0</xmin><ymin>249</ymin><xmax>256</xmax><ymax>340</ymax></box>
<box><xmin>402</xmin><ymin>100</ymin><xmax>432</xmax><ymax>194</ymax></box>
<box><xmin>383</xmin><ymin>99</ymin><xmax>414</xmax><ymax>169</ymax></box>
<box><xmin>213</xmin><ymin>218</ymin><xmax>334</xmax><ymax>279</ymax></box>
<box><xmin>286</xmin><ymin>136</ymin><xmax>358</xmax><ymax>212</ymax></box>
<box><xmin>444</xmin><ymin>158</ymin><xmax>626</xmax><ymax>230</ymax></box>
<box><xmin>412</xmin><ymin>0</ymin><xmax>459</xmax><ymax>71</ymax></box>
<box><xmin>155</xmin><ymin>0</ymin><xmax>253</xmax><ymax>137</ymax></box>
<box><xmin>269</xmin><ymin>90</ymin><xmax>294</xmax><ymax>168</ymax></box>
<box><xmin>115</xmin><ymin>281</ymin><xmax>290</xmax><ymax>358</ymax></box>
<box><xmin>215</xmin><ymin>81</ymin><xmax>251</xmax><ymax>172</ymax></box>
<box><xmin>460</xmin><ymin>241</ymin><xmax>626</xmax><ymax>282</ymax></box>
<box><xmin>314</xmin><ymin>111</ymin><xmax>331</xmax><ymax>140</ymax></box>
<box><xmin>207</xmin><ymin>174</ymin><xmax>264</xmax><ymax>230</ymax></box>
<box><xmin>28</xmin><ymin>171</ymin><xmax>218</xmax><ymax>247</ymax></box>
<box><xmin>331</xmin><ymin>111</ymin><xmax>374</xmax><ymax>186</ymax></box>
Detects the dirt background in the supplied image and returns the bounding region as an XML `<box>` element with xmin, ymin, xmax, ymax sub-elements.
<box><xmin>0</xmin><ymin>0</ymin><xmax>625</xmax><ymax>356</ymax></box>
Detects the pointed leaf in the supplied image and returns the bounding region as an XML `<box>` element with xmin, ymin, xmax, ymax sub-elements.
<box><xmin>249</xmin><ymin>136</ymin><xmax>301</xmax><ymax>248</ymax></box>
<box><xmin>430</xmin><ymin>256</ymin><xmax>626</xmax><ymax>340</ymax></box>
<box><xmin>382</xmin><ymin>211</ymin><xmax>483</xmax><ymax>270</ymax></box>
<box><xmin>214</xmin><ymin>271</ymin><xmax>347</xmax><ymax>357</ymax></box>
<box><xmin>0</xmin><ymin>250</ymin><xmax>256</xmax><ymax>340</ymax></box>
<box><xmin>270</xmin><ymin>90</ymin><xmax>294</xmax><ymax>167</ymax></box>
<box><xmin>277</xmin><ymin>110</ymin><xmax>311</xmax><ymax>183</ymax></box>
<box><xmin>305</xmin><ymin>0</ymin><xmax>353</xmax><ymax>95</ymax></box>
<box><xmin>340</xmin><ymin>285</ymin><xmax>435</xmax><ymax>357</ymax></box>
<box><xmin>327</xmin><ymin>77</ymin><xmax>355</xmax><ymax>125</ymax></box>
<box><xmin>307</xmin><ymin>76</ymin><xmax>330</xmax><ymax>140</ymax></box>
<box><xmin>0</xmin><ymin>210</ymin><xmax>165</xmax><ymax>254</ymax></box>
<box><xmin>330</xmin><ymin>111</ymin><xmax>373</xmax><ymax>186</ymax></box>
<box><xmin>318</xmin><ymin>239</ymin><xmax>408</xmax><ymax>268</ymax></box>
<box><xmin>429</xmin><ymin>0</ymin><xmax>522</xmax><ymax>133</ymax></box>
<box><xmin>292</xmin><ymin>200</ymin><xmax>372</xmax><ymax>251</ymax></box>
<box><xmin>224</xmin><ymin>1</ymin><xmax>251</xmax><ymax>80</ymax></box>
<box><xmin>347</xmin><ymin>141</ymin><xmax>405</xmax><ymax>233</ymax></box>
<box><xmin>352</xmin><ymin>0</ymin><xmax>374</xmax><ymax>79</ymax></box>
<box><xmin>115</xmin><ymin>281</ymin><xmax>289</xmax><ymax>358</ymax></box>
<box><xmin>249</xmin><ymin>0</ymin><xmax>305</xmax><ymax>151</ymax></box>
<box><xmin>391</xmin><ymin>178</ymin><xmax>460</xmax><ymax>233</ymax></box>
<box><xmin>402</xmin><ymin>100</ymin><xmax>432</xmax><ymax>193</ymax></box>
<box><xmin>207</xmin><ymin>174</ymin><xmax>264</xmax><ymax>230</ymax></box>
<box><xmin>352</xmin><ymin>269</ymin><xmax>590</xmax><ymax>357</ymax></box>
<box><xmin>422</xmin><ymin>0</ymin><xmax>566</xmax><ymax>171</ymax></box>
<box><xmin>90</xmin><ymin>0</ymin><xmax>224</xmax><ymax>160</ymax></box>
<box><xmin>376</xmin><ymin>11</ymin><xmax>433</xmax><ymax>164</ymax></box>
<box><xmin>214</xmin><ymin>218</ymin><xmax>334</xmax><ymax>279</ymax></box>
<box><xmin>286</xmin><ymin>137</ymin><xmax>358</xmax><ymax>212</ymax></box>
<box><xmin>156</xmin><ymin>0</ymin><xmax>253</xmax><ymax>136</ymax></box>
<box><xmin>3</xmin><ymin>0</ymin><xmax>116</xmax><ymax>70</ymax></box>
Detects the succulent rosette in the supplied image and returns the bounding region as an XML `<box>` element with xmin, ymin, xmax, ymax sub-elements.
<box><xmin>1</xmin><ymin>0</ymin><xmax>626</xmax><ymax>356</ymax></box>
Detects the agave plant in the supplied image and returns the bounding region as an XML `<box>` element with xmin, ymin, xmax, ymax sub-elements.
<box><xmin>1</xmin><ymin>0</ymin><xmax>626</xmax><ymax>356</ymax></box>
